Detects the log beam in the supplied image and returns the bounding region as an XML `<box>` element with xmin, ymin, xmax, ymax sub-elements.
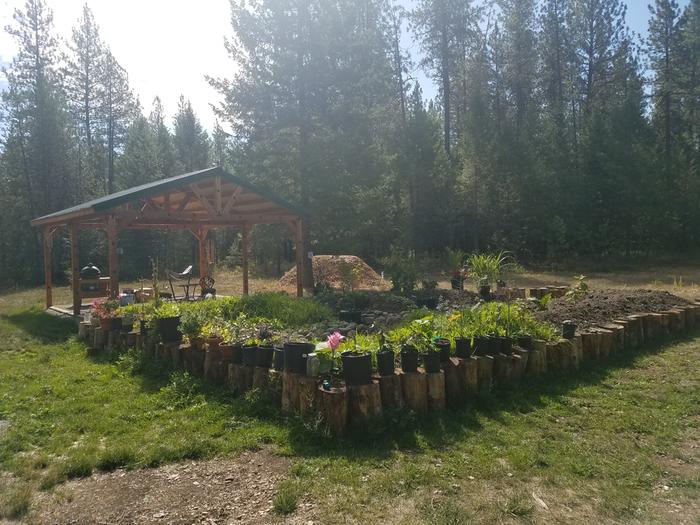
<box><xmin>241</xmin><ymin>223</ymin><xmax>250</xmax><ymax>295</ymax></box>
<box><xmin>69</xmin><ymin>222</ymin><xmax>81</xmax><ymax>316</ymax></box>
<box><xmin>106</xmin><ymin>216</ymin><xmax>119</xmax><ymax>297</ymax></box>
<box><xmin>43</xmin><ymin>226</ymin><xmax>53</xmax><ymax>308</ymax></box>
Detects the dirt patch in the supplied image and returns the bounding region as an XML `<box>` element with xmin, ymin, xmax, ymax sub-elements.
<box><xmin>31</xmin><ymin>449</ymin><xmax>292</xmax><ymax>525</ymax></box>
<box><xmin>279</xmin><ymin>255</ymin><xmax>388</xmax><ymax>290</ymax></box>
<box><xmin>537</xmin><ymin>289</ymin><xmax>690</xmax><ymax>329</ymax></box>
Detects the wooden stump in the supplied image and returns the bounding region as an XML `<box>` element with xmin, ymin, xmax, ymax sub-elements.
<box><xmin>546</xmin><ymin>342</ymin><xmax>560</xmax><ymax>370</ymax></box>
<box><xmin>190</xmin><ymin>348</ymin><xmax>205</xmax><ymax>376</ymax></box>
<box><xmin>444</xmin><ymin>358</ymin><xmax>465</xmax><ymax>408</ymax></box>
<box><xmin>298</xmin><ymin>376</ymin><xmax>319</xmax><ymax>416</ymax></box>
<box><xmin>378</xmin><ymin>374</ymin><xmax>404</xmax><ymax>410</ymax></box>
<box><xmin>463</xmin><ymin>357</ymin><xmax>479</xmax><ymax>392</ymax></box>
<box><xmin>78</xmin><ymin>321</ymin><xmax>90</xmax><ymax>339</ymax></box>
<box><xmin>493</xmin><ymin>353</ymin><xmax>511</xmax><ymax>386</ymax></box>
<box><xmin>93</xmin><ymin>327</ymin><xmax>105</xmax><ymax>351</ymax></box>
<box><xmin>400</xmin><ymin>371</ymin><xmax>428</xmax><ymax>413</ymax></box>
<box><xmin>167</xmin><ymin>342</ymin><xmax>181</xmax><ymax>368</ymax></box>
<box><xmin>319</xmin><ymin>386</ymin><xmax>349</xmax><ymax>436</ymax></box>
<box><xmin>475</xmin><ymin>356</ymin><xmax>494</xmax><ymax>393</ymax></box>
<box><xmin>86</xmin><ymin>346</ymin><xmax>99</xmax><ymax>357</ymax></box>
<box><xmin>252</xmin><ymin>367</ymin><xmax>271</xmax><ymax>389</ymax></box>
<box><xmin>282</xmin><ymin>372</ymin><xmax>302</xmax><ymax>413</ymax></box>
<box><xmin>598</xmin><ymin>323</ymin><xmax>624</xmax><ymax>353</ymax></box>
<box><xmin>106</xmin><ymin>330</ymin><xmax>116</xmax><ymax>352</ymax></box>
<box><xmin>426</xmin><ymin>372</ymin><xmax>446</xmax><ymax>411</ymax></box>
<box><xmin>126</xmin><ymin>331</ymin><xmax>138</xmax><ymax>348</ymax></box>
<box><xmin>568</xmin><ymin>337</ymin><xmax>582</xmax><ymax>369</ymax></box>
<box><xmin>349</xmin><ymin>381</ymin><xmax>382</xmax><ymax>423</ymax></box>
<box><xmin>239</xmin><ymin>365</ymin><xmax>254</xmax><ymax>393</ymax></box>
<box><xmin>509</xmin><ymin>353</ymin><xmax>524</xmax><ymax>381</ymax></box>
<box><xmin>227</xmin><ymin>363</ymin><xmax>239</xmax><ymax>393</ymax></box>
<box><xmin>595</xmin><ymin>329</ymin><xmax>613</xmax><ymax>359</ymax></box>
<box><xmin>528</xmin><ymin>340</ymin><xmax>547</xmax><ymax>375</ymax></box>
<box><xmin>624</xmin><ymin>316</ymin><xmax>643</xmax><ymax>347</ymax></box>
<box><xmin>514</xmin><ymin>347</ymin><xmax>529</xmax><ymax>373</ymax></box>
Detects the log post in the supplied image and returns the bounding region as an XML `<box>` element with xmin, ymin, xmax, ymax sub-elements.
<box><xmin>463</xmin><ymin>357</ymin><xmax>479</xmax><ymax>392</ymax></box>
<box><xmin>443</xmin><ymin>358</ymin><xmax>465</xmax><ymax>408</ymax></box>
<box><xmin>69</xmin><ymin>222</ymin><xmax>81</xmax><ymax>316</ymax></box>
<box><xmin>282</xmin><ymin>372</ymin><xmax>301</xmax><ymax>413</ymax></box>
<box><xmin>298</xmin><ymin>376</ymin><xmax>319</xmax><ymax>416</ymax></box>
<box><xmin>426</xmin><ymin>372</ymin><xmax>446</xmax><ymax>411</ymax></box>
<box><xmin>319</xmin><ymin>386</ymin><xmax>349</xmax><ymax>436</ymax></box>
<box><xmin>197</xmin><ymin>226</ymin><xmax>209</xmax><ymax>280</ymax></box>
<box><xmin>294</xmin><ymin>220</ymin><xmax>304</xmax><ymax>298</ymax></box>
<box><xmin>106</xmin><ymin>216</ymin><xmax>120</xmax><ymax>298</ymax></box>
<box><xmin>546</xmin><ymin>342</ymin><xmax>560</xmax><ymax>370</ymax></box>
<box><xmin>43</xmin><ymin>226</ymin><xmax>53</xmax><ymax>309</ymax></box>
<box><xmin>400</xmin><ymin>371</ymin><xmax>428</xmax><ymax>413</ymax></box>
<box><xmin>241</xmin><ymin>223</ymin><xmax>251</xmax><ymax>296</ymax></box>
<box><xmin>252</xmin><ymin>367</ymin><xmax>271</xmax><ymax>389</ymax></box>
<box><xmin>378</xmin><ymin>374</ymin><xmax>403</xmax><ymax>410</ymax></box>
<box><xmin>348</xmin><ymin>381</ymin><xmax>382</xmax><ymax>423</ymax></box>
<box><xmin>475</xmin><ymin>356</ymin><xmax>494</xmax><ymax>393</ymax></box>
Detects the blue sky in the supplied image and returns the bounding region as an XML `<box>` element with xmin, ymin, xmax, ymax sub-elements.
<box><xmin>0</xmin><ymin>0</ymin><xmax>693</xmax><ymax>130</ymax></box>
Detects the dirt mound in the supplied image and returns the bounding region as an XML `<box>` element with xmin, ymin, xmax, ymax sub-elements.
<box><xmin>537</xmin><ymin>288</ymin><xmax>690</xmax><ymax>328</ymax></box>
<box><xmin>280</xmin><ymin>255</ymin><xmax>389</xmax><ymax>290</ymax></box>
<box><xmin>32</xmin><ymin>449</ymin><xmax>293</xmax><ymax>525</ymax></box>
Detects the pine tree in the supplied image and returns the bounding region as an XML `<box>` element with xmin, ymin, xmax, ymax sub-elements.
<box><xmin>173</xmin><ymin>95</ymin><xmax>210</xmax><ymax>172</ymax></box>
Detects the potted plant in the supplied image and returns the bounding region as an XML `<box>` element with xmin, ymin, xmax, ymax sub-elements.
<box><xmin>466</xmin><ymin>251</ymin><xmax>519</xmax><ymax>299</ymax></box>
<box><xmin>153</xmin><ymin>302</ymin><xmax>181</xmax><ymax>343</ymax></box>
<box><xmin>376</xmin><ymin>333</ymin><xmax>395</xmax><ymax>376</ymax></box>
<box><xmin>434</xmin><ymin>337</ymin><xmax>451</xmax><ymax>364</ymax></box>
<box><xmin>202</xmin><ymin>321</ymin><xmax>224</xmax><ymax>348</ymax></box>
<box><xmin>562</xmin><ymin>320</ymin><xmax>577</xmax><ymax>339</ymax></box>
<box><xmin>340</xmin><ymin>335</ymin><xmax>372</xmax><ymax>386</ymax></box>
<box><xmin>92</xmin><ymin>299</ymin><xmax>119</xmax><ymax>331</ymax></box>
<box><xmin>449</xmin><ymin>310</ymin><xmax>473</xmax><ymax>358</ymax></box>
<box><xmin>445</xmin><ymin>248</ymin><xmax>466</xmax><ymax>290</ymax></box>
<box><xmin>180</xmin><ymin>309</ymin><xmax>205</xmax><ymax>350</ymax></box>
<box><xmin>400</xmin><ymin>345</ymin><xmax>419</xmax><ymax>373</ymax></box>
<box><xmin>283</xmin><ymin>340</ymin><xmax>314</xmax><ymax>374</ymax></box>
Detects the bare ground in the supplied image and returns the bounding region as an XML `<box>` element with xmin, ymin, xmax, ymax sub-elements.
<box><xmin>28</xmin><ymin>449</ymin><xmax>298</xmax><ymax>525</ymax></box>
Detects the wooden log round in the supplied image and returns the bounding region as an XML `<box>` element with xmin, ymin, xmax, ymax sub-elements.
<box><xmin>510</xmin><ymin>353</ymin><xmax>524</xmax><ymax>382</ymax></box>
<box><xmin>282</xmin><ymin>372</ymin><xmax>302</xmax><ymax>413</ymax></box>
<box><xmin>493</xmin><ymin>353</ymin><xmax>511</xmax><ymax>386</ymax></box>
<box><xmin>529</xmin><ymin>340</ymin><xmax>547</xmax><ymax>375</ymax></box>
<box><xmin>624</xmin><ymin>316</ymin><xmax>643</xmax><ymax>347</ymax></box>
<box><xmin>463</xmin><ymin>357</ymin><xmax>479</xmax><ymax>392</ymax></box>
<box><xmin>93</xmin><ymin>327</ymin><xmax>105</xmax><ymax>351</ymax></box>
<box><xmin>546</xmin><ymin>342</ymin><xmax>560</xmax><ymax>370</ymax></box>
<box><xmin>252</xmin><ymin>367</ymin><xmax>271</xmax><ymax>389</ymax></box>
<box><xmin>400</xmin><ymin>371</ymin><xmax>428</xmax><ymax>413</ymax></box>
<box><xmin>378</xmin><ymin>374</ymin><xmax>404</xmax><ymax>410</ymax></box>
<box><xmin>78</xmin><ymin>321</ymin><xmax>89</xmax><ymax>339</ymax></box>
<box><xmin>348</xmin><ymin>381</ymin><xmax>382</xmax><ymax>423</ymax></box>
<box><xmin>443</xmin><ymin>358</ymin><xmax>465</xmax><ymax>408</ymax></box>
<box><xmin>426</xmin><ymin>372</ymin><xmax>446</xmax><ymax>411</ymax></box>
<box><xmin>319</xmin><ymin>386</ymin><xmax>349</xmax><ymax>436</ymax></box>
<box><xmin>239</xmin><ymin>365</ymin><xmax>254</xmax><ymax>394</ymax></box>
<box><xmin>227</xmin><ymin>363</ymin><xmax>238</xmax><ymax>393</ymax></box>
<box><xmin>167</xmin><ymin>342</ymin><xmax>181</xmax><ymax>368</ymax></box>
<box><xmin>298</xmin><ymin>376</ymin><xmax>319</xmax><ymax>416</ymax></box>
<box><xmin>475</xmin><ymin>356</ymin><xmax>493</xmax><ymax>393</ymax></box>
<box><xmin>595</xmin><ymin>329</ymin><xmax>613</xmax><ymax>359</ymax></box>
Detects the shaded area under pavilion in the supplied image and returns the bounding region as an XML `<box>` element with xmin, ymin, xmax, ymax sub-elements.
<box><xmin>31</xmin><ymin>166</ymin><xmax>311</xmax><ymax>316</ymax></box>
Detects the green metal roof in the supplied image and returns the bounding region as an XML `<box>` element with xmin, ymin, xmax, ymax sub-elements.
<box><xmin>31</xmin><ymin>166</ymin><xmax>306</xmax><ymax>225</ymax></box>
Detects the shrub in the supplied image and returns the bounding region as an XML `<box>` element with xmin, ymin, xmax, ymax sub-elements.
<box><xmin>466</xmin><ymin>251</ymin><xmax>520</xmax><ymax>286</ymax></box>
<box><xmin>96</xmin><ymin>446</ymin><xmax>137</xmax><ymax>472</ymax></box>
<box><xmin>273</xmin><ymin>480</ymin><xmax>302</xmax><ymax>515</ymax></box>
<box><xmin>0</xmin><ymin>482</ymin><xmax>32</xmax><ymax>519</ymax></box>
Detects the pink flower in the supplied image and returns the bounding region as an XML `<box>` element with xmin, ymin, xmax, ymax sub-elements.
<box><xmin>327</xmin><ymin>331</ymin><xmax>344</xmax><ymax>351</ymax></box>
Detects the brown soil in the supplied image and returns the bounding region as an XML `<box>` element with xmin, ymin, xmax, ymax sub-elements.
<box><xmin>279</xmin><ymin>255</ymin><xmax>389</xmax><ymax>290</ymax></box>
<box><xmin>537</xmin><ymin>288</ymin><xmax>690</xmax><ymax>329</ymax></box>
<box><xmin>30</xmin><ymin>449</ymin><xmax>293</xmax><ymax>525</ymax></box>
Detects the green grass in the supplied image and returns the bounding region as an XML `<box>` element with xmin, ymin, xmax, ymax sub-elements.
<box><xmin>0</xmin><ymin>302</ymin><xmax>699</xmax><ymax>522</ymax></box>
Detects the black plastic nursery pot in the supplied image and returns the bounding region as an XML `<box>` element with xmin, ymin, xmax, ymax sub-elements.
<box><xmin>341</xmin><ymin>351</ymin><xmax>372</xmax><ymax>386</ymax></box>
<box><xmin>517</xmin><ymin>335</ymin><xmax>533</xmax><ymax>350</ymax></box>
<box><xmin>272</xmin><ymin>347</ymin><xmax>285</xmax><ymax>371</ymax></box>
<box><xmin>376</xmin><ymin>349</ymin><xmax>395</xmax><ymax>376</ymax></box>
<box><xmin>242</xmin><ymin>345</ymin><xmax>258</xmax><ymax>367</ymax></box>
<box><xmin>473</xmin><ymin>336</ymin><xmax>489</xmax><ymax>356</ymax></box>
<box><xmin>479</xmin><ymin>285</ymin><xmax>491</xmax><ymax>300</ymax></box>
<box><xmin>562</xmin><ymin>321</ymin><xmax>577</xmax><ymax>339</ymax></box>
<box><xmin>450</xmin><ymin>275</ymin><xmax>464</xmax><ymax>290</ymax></box>
<box><xmin>284</xmin><ymin>342</ymin><xmax>314</xmax><ymax>374</ymax></box>
<box><xmin>422</xmin><ymin>351</ymin><xmax>441</xmax><ymax>373</ymax></box>
<box><xmin>256</xmin><ymin>345</ymin><xmax>275</xmax><ymax>368</ymax></box>
<box><xmin>139</xmin><ymin>319</ymin><xmax>147</xmax><ymax>335</ymax></box>
<box><xmin>455</xmin><ymin>337</ymin><xmax>471</xmax><ymax>358</ymax></box>
<box><xmin>112</xmin><ymin>317</ymin><xmax>123</xmax><ymax>332</ymax></box>
<box><xmin>434</xmin><ymin>338</ymin><xmax>451</xmax><ymax>363</ymax></box>
<box><xmin>156</xmin><ymin>316</ymin><xmax>181</xmax><ymax>343</ymax></box>
<box><xmin>339</xmin><ymin>310</ymin><xmax>363</xmax><ymax>323</ymax></box>
<box><xmin>400</xmin><ymin>345</ymin><xmax>419</xmax><ymax>373</ymax></box>
<box><xmin>498</xmin><ymin>336</ymin><xmax>513</xmax><ymax>355</ymax></box>
<box><xmin>230</xmin><ymin>344</ymin><xmax>244</xmax><ymax>365</ymax></box>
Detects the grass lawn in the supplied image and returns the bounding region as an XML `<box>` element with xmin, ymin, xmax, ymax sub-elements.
<box><xmin>0</xmin><ymin>287</ymin><xmax>699</xmax><ymax>522</ymax></box>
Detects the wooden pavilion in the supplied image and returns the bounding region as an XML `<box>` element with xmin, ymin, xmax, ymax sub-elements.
<box><xmin>31</xmin><ymin>166</ymin><xmax>310</xmax><ymax>315</ymax></box>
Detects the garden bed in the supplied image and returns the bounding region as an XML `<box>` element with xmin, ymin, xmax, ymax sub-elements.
<box><xmin>537</xmin><ymin>289</ymin><xmax>690</xmax><ymax>328</ymax></box>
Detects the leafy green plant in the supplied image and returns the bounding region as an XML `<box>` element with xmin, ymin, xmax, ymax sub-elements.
<box><xmin>466</xmin><ymin>251</ymin><xmax>519</xmax><ymax>287</ymax></box>
<box><xmin>445</xmin><ymin>247</ymin><xmax>466</xmax><ymax>273</ymax></box>
<box><xmin>338</xmin><ymin>259</ymin><xmax>362</xmax><ymax>293</ymax></box>
<box><xmin>382</xmin><ymin>249</ymin><xmax>418</xmax><ymax>294</ymax></box>
<box><xmin>536</xmin><ymin>293</ymin><xmax>553</xmax><ymax>311</ymax></box>
<box><xmin>566</xmin><ymin>275</ymin><xmax>589</xmax><ymax>301</ymax></box>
